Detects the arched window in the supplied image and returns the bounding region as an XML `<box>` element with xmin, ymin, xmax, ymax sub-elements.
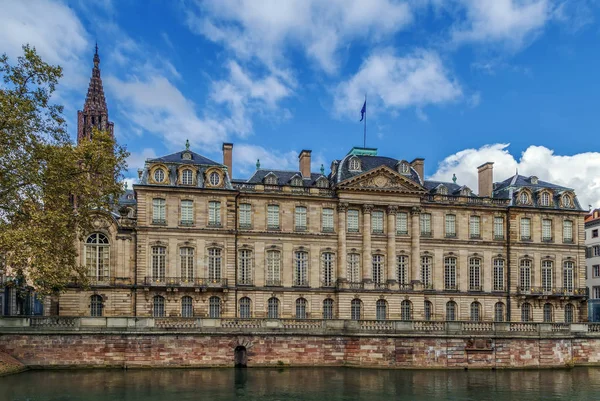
<box><xmin>208</xmin><ymin>248</ymin><xmax>222</xmax><ymax>281</ymax></box>
<box><xmin>349</xmin><ymin>157</ymin><xmax>361</xmax><ymax>171</ymax></box>
<box><xmin>470</xmin><ymin>302</ymin><xmax>481</xmax><ymax>321</ymax></box>
<box><xmin>151</xmin><ymin>246</ymin><xmax>166</xmax><ymax>281</ymax></box>
<box><xmin>182</xmin><ymin>169</ymin><xmax>193</xmax><ymax>185</ymax></box>
<box><xmin>296</xmin><ymin>298</ymin><xmax>307</xmax><ymax>319</ymax></box>
<box><xmin>540</xmin><ymin>192</ymin><xmax>550</xmax><ymax>206</ymax></box>
<box><xmin>376</xmin><ymin>299</ymin><xmax>387</xmax><ymax>321</ymax></box>
<box><xmin>446</xmin><ymin>301</ymin><xmax>457</xmax><ymax>321</ymax></box>
<box><xmin>424</xmin><ymin>300</ymin><xmax>433</xmax><ymax>321</ymax></box>
<box><xmin>181</xmin><ymin>296</ymin><xmax>193</xmax><ymax>317</ymax></box>
<box><xmin>266</xmin><ymin>250</ymin><xmax>281</xmax><ymax>286</ymax></box>
<box><xmin>565</xmin><ymin>303</ymin><xmax>574</xmax><ymax>323</ymax></box>
<box><xmin>90</xmin><ymin>295</ymin><xmax>103</xmax><ymax>317</ymax></box>
<box><xmin>521</xmin><ymin>302</ymin><xmax>532</xmax><ymax>322</ymax></box>
<box><xmin>562</xmin><ymin>194</ymin><xmax>572</xmax><ymax>208</ymax></box>
<box><xmin>238</xmin><ymin>249</ymin><xmax>253</xmax><ymax>285</ymax></box>
<box><xmin>323</xmin><ymin>299</ymin><xmax>334</xmax><ymax>319</ymax></box>
<box><xmin>209</xmin><ymin>296</ymin><xmax>221</xmax><ymax>318</ymax></box>
<box><xmin>543</xmin><ymin>303</ymin><xmax>553</xmax><ymax>322</ymax></box>
<box><xmin>85</xmin><ymin>233</ymin><xmax>110</xmax><ymax>281</ymax></box>
<box><xmin>401</xmin><ymin>300</ymin><xmax>412</xmax><ymax>321</ymax></box>
<box><xmin>180</xmin><ymin>247</ymin><xmax>194</xmax><ymax>282</ymax></box>
<box><xmin>519</xmin><ymin>192</ymin><xmax>529</xmax><ymax>204</ymax></box>
<box><xmin>239</xmin><ymin>297</ymin><xmax>251</xmax><ymax>319</ymax></box>
<box><xmin>541</xmin><ymin>260</ymin><xmax>553</xmax><ymax>292</ymax></box>
<box><xmin>351</xmin><ymin>299</ymin><xmax>362</xmax><ymax>320</ymax></box>
<box><xmin>153</xmin><ymin>168</ymin><xmax>165</xmax><ymax>183</ymax></box>
<box><xmin>294</xmin><ymin>251</ymin><xmax>309</xmax><ymax>287</ymax></box>
<box><xmin>444</xmin><ymin>257</ymin><xmax>457</xmax><ymax>290</ymax></box>
<box><xmin>267</xmin><ymin>297</ymin><xmax>280</xmax><ymax>319</ymax></box>
<box><xmin>469</xmin><ymin>258</ymin><xmax>482</xmax><ymax>291</ymax></box>
<box><xmin>494</xmin><ymin>302</ymin><xmax>505</xmax><ymax>322</ymax></box>
<box><xmin>209</xmin><ymin>171</ymin><xmax>221</xmax><ymax>186</ymax></box>
<box><xmin>322</xmin><ymin>252</ymin><xmax>334</xmax><ymax>287</ymax></box>
<box><xmin>153</xmin><ymin>295</ymin><xmax>165</xmax><ymax>317</ymax></box>
<box><xmin>563</xmin><ymin>261</ymin><xmax>574</xmax><ymax>292</ymax></box>
<box><xmin>519</xmin><ymin>259</ymin><xmax>532</xmax><ymax>291</ymax></box>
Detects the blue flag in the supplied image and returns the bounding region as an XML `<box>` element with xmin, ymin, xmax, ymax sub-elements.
<box><xmin>360</xmin><ymin>99</ymin><xmax>366</xmax><ymax>121</ymax></box>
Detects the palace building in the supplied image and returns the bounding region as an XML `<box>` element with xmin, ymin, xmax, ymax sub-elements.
<box><xmin>55</xmin><ymin>48</ymin><xmax>588</xmax><ymax>323</ymax></box>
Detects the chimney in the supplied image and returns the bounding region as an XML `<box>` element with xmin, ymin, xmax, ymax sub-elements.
<box><xmin>410</xmin><ymin>158</ymin><xmax>424</xmax><ymax>182</ymax></box>
<box><xmin>299</xmin><ymin>150</ymin><xmax>312</xmax><ymax>178</ymax></box>
<box><xmin>477</xmin><ymin>162</ymin><xmax>494</xmax><ymax>197</ymax></box>
<box><xmin>222</xmin><ymin>143</ymin><xmax>233</xmax><ymax>178</ymax></box>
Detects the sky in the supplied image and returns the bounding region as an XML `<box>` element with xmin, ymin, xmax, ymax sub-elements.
<box><xmin>1</xmin><ymin>0</ymin><xmax>600</xmax><ymax>207</ymax></box>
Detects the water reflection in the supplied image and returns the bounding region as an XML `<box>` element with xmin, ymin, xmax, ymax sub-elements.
<box><xmin>0</xmin><ymin>367</ymin><xmax>598</xmax><ymax>401</ymax></box>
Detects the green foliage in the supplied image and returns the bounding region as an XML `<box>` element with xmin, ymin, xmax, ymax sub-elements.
<box><xmin>0</xmin><ymin>45</ymin><xmax>129</xmax><ymax>295</ymax></box>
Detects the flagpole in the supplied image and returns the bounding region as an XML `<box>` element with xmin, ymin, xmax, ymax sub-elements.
<box><xmin>363</xmin><ymin>94</ymin><xmax>367</xmax><ymax>148</ymax></box>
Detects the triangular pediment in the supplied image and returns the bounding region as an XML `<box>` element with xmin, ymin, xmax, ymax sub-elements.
<box><xmin>337</xmin><ymin>165</ymin><xmax>426</xmax><ymax>193</ymax></box>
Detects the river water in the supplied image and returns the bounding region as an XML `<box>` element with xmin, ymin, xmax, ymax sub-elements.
<box><xmin>1</xmin><ymin>367</ymin><xmax>599</xmax><ymax>401</ymax></box>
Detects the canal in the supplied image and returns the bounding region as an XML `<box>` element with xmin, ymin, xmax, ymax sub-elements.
<box><xmin>1</xmin><ymin>367</ymin><xmax>599</xmax><ymax>400</ymax></box>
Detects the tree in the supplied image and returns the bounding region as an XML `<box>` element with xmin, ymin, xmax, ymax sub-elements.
<box><xmin>0</xmin><ymin>45</ymin><xmax>128</xmax><ymax>295</ymax></box>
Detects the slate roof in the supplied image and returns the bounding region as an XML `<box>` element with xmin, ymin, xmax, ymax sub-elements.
<box><xmin>118</xmin><ymin>189</ymin><xmax>136</xmax><ymax>205</ymax></box>
<box><xmin>147</xmin><ymin>150</ymin><xmax>220</xmax><ymax>166</ymax></box>
<box><xmin>492</xmin><ymin>174</ymin><xmax>583</xmax><ymax>210</ymax></box>
<box><xmin>422</xmin><ymin>180</ymin><xmax>469</xmax><ymax>195</ymax></box>
<box><xmin>244</xmin><ymin>169</ymin><xmax>327</xmax><ymax>187</ymax></box>
<box><xmin>331</xmin><ymin>154</ymin><xmax>423</xmax><ymax>185</ymax></box>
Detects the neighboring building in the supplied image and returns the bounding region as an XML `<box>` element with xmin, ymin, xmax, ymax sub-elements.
<box><xmin>55</xmin><ymin>47</ymin><xmax>588</xmax><ymax>323</ymax></box>
<box><xmin>586</xmin><ymin>209</ymin><xmax>600</xmax><ymax>321</ymax></box>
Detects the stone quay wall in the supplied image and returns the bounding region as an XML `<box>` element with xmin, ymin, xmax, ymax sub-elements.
<box><xmin>1</xmin><ymin>317</ymin><xmax>600</xmax><ymax>369</ymax></box>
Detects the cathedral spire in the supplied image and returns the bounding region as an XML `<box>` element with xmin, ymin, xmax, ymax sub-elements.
<box><xmin>77</xmin><ymin>43</ymin><xmax>114</xmax><ymax>144</ymax></box>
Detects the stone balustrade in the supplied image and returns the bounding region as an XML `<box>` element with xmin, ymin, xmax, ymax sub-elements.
<box><xmin>1</xmin><ymin>317</ymin><xmax>599</xmax><ymax>337</ymax></box>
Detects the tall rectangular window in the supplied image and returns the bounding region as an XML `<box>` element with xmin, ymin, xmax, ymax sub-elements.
<box><xmin>494</xmin><ymin>217</ymin><xmax>504</xmax><ymax>239</ymax></box>
<box><xmin>542</xmin><ymin>219</ymin><xmax>552</xmax><ymax>241</ymax></box>
<box><xmin>295</xmin><ymin>206</ymin><xmax>307</xmax><ymax>231</ymax></box>
<box><xmin>180</xmin><ymin>200</ymin><xmax>193</xmax><ymax>225</ymax></box>
<box><xmin>347</xmin><ymin>253</ymin><xmax>360</xmax><ymax>283</ymax></box>
<box><xmin>372</xmin><ymin>211</ymin><xmax>384</xmax><ymax>234</ymax></box>
<box><xmin>420</xmin><ymin>213</ymin><xmax>431</xmax><ymax>237</ymax></box>
<box><xmin>521</xmin><ymin>218</ymin><xmax>531</xmax><ymax>241</ymax></box>
<box><xmin>541</xmin><ymin>260</ymin><xmax>553</xmax><ymax>291</ymax></box>
<box><xmin>444</xmin><ymin>257</ymin><xmax>457</xmax><ymax>290</ymax></box>
<box><xmin>180</xmin><ymin>247</ymin><xmax>194</xmax><ymax>281</ymax></box>
<box><xmin>594</xmin><ymin>265</ymin><xmax>600</xmax><ymax>278</ymax></box>
<box><xmin>372</xmin><ymin>255</ymin><xmax>384</xmax><ymax>283</ymax></box>
<box><xmin>593</xmin><ymin>286</ymin><xmax>600</xmax><ymax>299</ymax></box>
<box><xmin>266</xmin><ymin>250</ymin><xmax>281</xmax><ymax>286</ymax></box>
<box><xmin>208</xmin><ymin>201</ymin><xmax>221</xmax><ymax>226</ymax></box>
<box><xmin>239</xmin><ymin>203</ymin><xmax>251</xmax><ymax>228</ymax></box>
<box><xmin>294</xmin><ymin>251</ymin><xmax>309</xmax><ymax>286</ymax></box>
<box><xmin>469</xmin><ymin>216</ymin><xmax>481</xmax><ymax>239</ymax></box>
<box><xmin>238</xmin><ymin>250</ymin><xmax>253</xmax><ymax>285</ymax></box>
<box><xmin>469</xmin><ymin>258</ymin><xmax>482</xmax><ymax>291</ymax></box>
<box><xmin>520</xmin><ymin>259</ymin><xmax>531</xmax><ymax>290</ymax></box>
<box><xmin>445</xmin><ymin>214</ymin><xmax>456</xmax><ymax>237</ymax></box>
<box><xmin>493</xmin><ymin>259</ymin><xmax>505</xmax><ymax>291</ymax></box>
<box><xmin>397</xmin><ymin>255</ymin><xmax>408</xmax><ymax>285</ymax></box>
<box><xmin>151</xmin><ymin>246</ymin><xmax>166</xmax><ymax>281</ymax></box>
<box><xmin>347</xmin><ymin>210</ymin><xmax>359</xmax><ymax>232</ymax></box>
<box><xmin>421</xmin><ymin>256</ymin><xmax>432</xmax><ymax>288</ymax></box>
<box><xmin>563</xmin><ymin>220</ymin><xmax>573</xmax><ymax>243</ymax></box>
<box><xmin>208</xmin><ymin>248</ymin><xmax>221</xmax><ymax>281</ymax></box>
<box><xmin>322</xmin><ymin>208</ymin><xmax>334</xmax><ymax>232</ymax></box>
<box><xmin>563</xmin><ymin>261</ymin><xmax>574</xmax><ymax>292</ymax></box>
<box><xmin>152</xmin><ymin>198</ymin><xmax>166</xmax><ymax>224</ymax></box>
<box><xmin>396</xmin><ymin>212</ymin><xmax>408</xmax><ymax>235</ymax></box>
<box><xmin>322</xmin><ymin>253</ymin><xmax>334</xmax><ymax>287</ymax></box>
<box><xmin>267</xmin><ymin>205</ymin><xmax>280</xmax><ymax>229</ymax></box>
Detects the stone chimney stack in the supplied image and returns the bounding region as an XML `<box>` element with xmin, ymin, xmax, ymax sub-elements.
<box><xmin>477</xmin><ymin>162</ymin><xmax>494</xmax><ymax>197</ymax></box>
<box><xmin>410</xmin><ymin>158</ymin><xmax>424</xmax><ymax>182</ymax></box>
<box><xmin>222</xmin><ymin>143</ymin><xmax>233</xmax><ymax>178</ymax></box>
<box><xmin>299</xmin><ymin>150</ymin><xmax>312</xmax><ymax>178</ymax></box>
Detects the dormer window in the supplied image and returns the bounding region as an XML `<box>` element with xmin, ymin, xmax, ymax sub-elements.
<box><xmin>400</xmin><ymin>162</ymin><xmax>410</xmax><ymax>174</ymax></box>
<box><xmin>540</xmin><ymin>192</ymin><xmax>550</xmax><ymax>207</ymax></box>
<box><xmin>291</xmin><ymin>177</ymin><xmax>302</xmax><ymax>187</ymax></box>
<box><xmin>562</xmin><ymin>194</ymin><xmax>572</xmax><ymax>208</ymax></box>
<box><xmin>209</xmin><ymin>171</ymin><xmax>221</xmax><ymax>186</ymax></box>
<box><xmin>519</xmin><ymin>192</ymin><xmax>529</xmax><ymax>204</ymax></box>
<box><xmin>438</xmin><ymin>186</ymin><xmax>448</xmax><ymax>195</ymax></box>
<box><xmin>461</xmin><ymin>188</ymin><xmax>471</xmax><ymax>197</ymax></box>
<box><xmin>349</xmin><ymin>157</ymin><xmax>361</xmax><ymax>172</ymax></box>
<box><xmin>316</xmin><ymin>178</ymin><xmax>329</xmax><ymax>188</ymax></box>
<box><xmin>154</xmin><ymin>169</ymin><xmax>165</xmax><ymax>183</ymax></box>
<box><xmin>182</xmin><ymin>169</ymin><xmax>193</xmax><ymax>185</ymax></box>
<box><xmin>530</xmin><ymin>176</ymin><xmax>538</xmax><ymax>185</ymax></box>
<box><xmin>264</xmin><ymin>174</ymin><xmax>278</xmax><ymax>185</ymax></box>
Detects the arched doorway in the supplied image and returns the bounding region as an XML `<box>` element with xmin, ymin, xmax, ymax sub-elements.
<box><xmin>234</xmin><ymin>346</ymin><xmax>247</xmax><ymax>368</ymax></box>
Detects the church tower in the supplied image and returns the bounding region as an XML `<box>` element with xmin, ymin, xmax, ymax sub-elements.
<box><xmin>77</xmin><ymin>44</ymin><xmax>114</xmax><ymax>144</ymax></box>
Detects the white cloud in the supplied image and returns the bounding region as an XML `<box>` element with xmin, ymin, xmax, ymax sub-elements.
<box><xmin>429</xmin><ymin>143</ymin><xmax>600</xmax><ymax>208</ymax></box>
<box><xmin>0</xmin><ymin>0</ymin><xmax>90</xmax><ymax>90</ymax></box>
<box><xmin>451</xmin><ymin>0</ymin><xmax>551</xmax><ymax>49</ymax></box>
<box><xmin>186</xmin><ymin>0</ymin><xmax>413</xmax><ymax>74</ymax></box>
<box><xmin>334</xmin><ymin>49</ymin><xmax>462</xmax><ymax>117</ymax></box>
<box><xmin>233</xmin><ymin>144</ymin><xmax>298</xmax><ymax>176</ymax></box>
<box><xmin>127</xmin><ymin>148</ymin><xmax>157</xmax><ymax>171</ymax></box>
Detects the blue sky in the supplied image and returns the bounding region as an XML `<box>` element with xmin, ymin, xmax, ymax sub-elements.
<box><xmin>2</xmin><ymin>0</ymin><xmax>600</xmax><ymax>207</ymax></box>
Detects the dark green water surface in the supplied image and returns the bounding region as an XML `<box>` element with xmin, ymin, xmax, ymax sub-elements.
<box><xmin>1</xmin><ymin>367</ymin><xmax>599</xmax><ymax>401</ymax></box>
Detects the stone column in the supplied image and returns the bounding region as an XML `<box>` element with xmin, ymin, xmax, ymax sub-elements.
<box><xmin>362</xmin><ymin>204</ymin><xmax>373</xmax><ymax>282</ymax></box>
<box><xmin>386</xmin><ymin>206</ymin><xmax>397</xmax><ymax>283</ymax></box>
<box><xmin>410</xmin><ymin>207</ymin><xmax>421</xmax><ymax>283</ymax></box>
<box><xmin>337</xmin><ymin>202</ymin><xmax>348</xmax><ymax>284</ymax></box>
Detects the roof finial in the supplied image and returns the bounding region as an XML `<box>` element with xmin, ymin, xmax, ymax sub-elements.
<box><xmin>95</xmin><ymin>41</ymin><xmax>98</xmax><ymax>56</ymax></box>
<box><xmin>185</xmin><ymin>139</ymin><xmax>190</xmax><ymax>150</ymax></box>
<box><xmin>256</xmin><ymin>159</ymin><xmax>260</xmax><ymax>170</ymax></box>
<box><xmin>516</xmin><ymin>167</ymin><xmax>519</xmax><ymax>175</ymax></box>
<box><xmin>320</xmin><ymin>164</ymin><xmax>325</xmax><ymax>175</ymax></box>
<box><xmin>452</xmin><ymin>173</ymin><xmax>457</xmax><ymax>184</ymax></box>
